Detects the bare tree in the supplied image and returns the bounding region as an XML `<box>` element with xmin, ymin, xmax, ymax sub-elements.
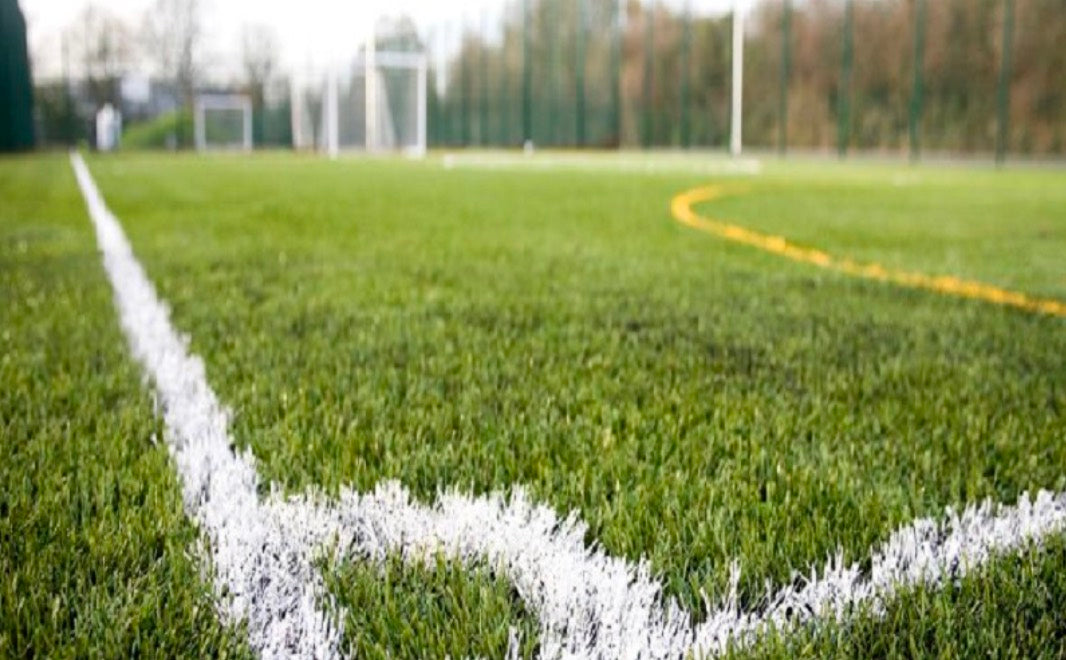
<box><xmin>240</xmin><ymin>24</ymin><xmax>280</xmax><ymax>109</ymax></box>
<box><xmin>65</xmin><ymin>4</ymin><xmax>133</xmax><ymax>107</ymax></box>
<box><xmin>143</xmin><ymin>0</ymin><xmax>201</xmax><ymax>110</ymax></box>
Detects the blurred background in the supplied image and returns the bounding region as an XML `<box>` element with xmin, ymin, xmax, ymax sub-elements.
<box><xmin>2</xmin><ymin>0</ymin><xmax>1064</xmax><ymax>161</ymax></box>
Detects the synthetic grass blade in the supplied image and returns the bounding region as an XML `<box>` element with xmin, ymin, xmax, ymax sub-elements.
<box><xmin>672</xmin><ymin>184</ymin><xmax>1066</xmax><ymax>317</ymax></box>
<box><xmin>71</xmin><ymin>151</ymin><xmax>1066</xmax><ymax>658</ymax></box>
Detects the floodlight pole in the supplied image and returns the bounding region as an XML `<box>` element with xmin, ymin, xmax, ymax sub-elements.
<box><xmin>366</xmin><ymin>23</ymin><xmax>378</xmax><ymax>153</ymax></box>
<box><xmin>730</xmin><ymin>0</ymin><xmax>744</xmax><ymax>157</ymax></box>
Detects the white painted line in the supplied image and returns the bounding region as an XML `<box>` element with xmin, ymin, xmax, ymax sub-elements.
<box><xmin>441</xmin><ymin>151</ymin><xmax>762</xmax><ymax>176</ymax></box>
<box><xmin>72</xmin><ymin>151</ymin><xmax>1066</xmax><ymax>658</ymax></box>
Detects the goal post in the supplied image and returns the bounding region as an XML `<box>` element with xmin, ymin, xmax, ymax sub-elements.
<box><xmin>194</xmin><ymin>94</ymin><xmax>253</xmax><ymax>152</ymax></box>
<box><xmin>301</xmin><ymin>51</ymin><xmax>427</xmax><ymax>158</ymax></box>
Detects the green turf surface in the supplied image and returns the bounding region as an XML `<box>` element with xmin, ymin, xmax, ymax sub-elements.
<box><xmin>4</xmin><ymin>151</ymin><xmax>1065</xmax><ymax>656</ymax></box>
<box><xmin>0</xmin><ymin>154</ymin><xmax>250</xmax><ymax>657</ymax></box>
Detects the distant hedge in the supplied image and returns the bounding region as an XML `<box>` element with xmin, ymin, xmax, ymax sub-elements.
<box><xmin>122</xmin><ymin>111</ymin><xmax>193</xmax><ymax>150</ymax></box>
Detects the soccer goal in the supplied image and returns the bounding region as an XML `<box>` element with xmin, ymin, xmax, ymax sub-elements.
<box><xmin>194</xmin><ymin>94</ymin><xmax>253</xmax><ymax>152</ymax></box>
<box><xmin>294</xmin><ymin>49</ymin><xmax>427</xmax><ymax>158</ymax></box>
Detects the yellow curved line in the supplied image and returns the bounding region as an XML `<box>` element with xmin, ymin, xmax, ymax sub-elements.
<box><xmin>670</xmin><ymin>184</ymin><xmax>1066</xmax><ymax>318</ymax></box>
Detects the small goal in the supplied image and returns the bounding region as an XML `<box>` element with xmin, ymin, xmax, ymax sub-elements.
<box><xmin>194</xmin><ymin>94</ymin><xmax>253</xmax><ymax>152</ymax></box>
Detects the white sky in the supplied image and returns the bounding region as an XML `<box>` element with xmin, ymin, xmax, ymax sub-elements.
<box><xmin>25</xmin><ymin>0</ymin><xmax>743</xmax><ymax>82</ymax></box>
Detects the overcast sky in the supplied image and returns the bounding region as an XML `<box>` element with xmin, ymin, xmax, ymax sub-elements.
<box><xmin>25</xmin><ymin>0</ymin><xmax>744</xmax><ymax>82</ymax></box>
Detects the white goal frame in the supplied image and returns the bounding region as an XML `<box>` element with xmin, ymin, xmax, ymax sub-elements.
<box><xmin>194</xmin><ymin>93</ymin><xmax>253</xmax><ymax>152</ymax></box>
<box><xmin>319</xmin><ymin>50</ymin><xmax>428</xmax><ymax>159</ymax></box>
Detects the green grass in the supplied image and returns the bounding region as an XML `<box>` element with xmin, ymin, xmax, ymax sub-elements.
<box><xmin>4</xmin><ymin>151</ymin><xmax>1065</xmax><ymax>657</ymax></box>
<box><xmin>0</xmin><ymin>154</ymin><xmax>249</xmax><ymax>657</ymax></box>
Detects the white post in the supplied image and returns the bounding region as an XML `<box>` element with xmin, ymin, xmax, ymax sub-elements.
<box><xmin>365</xmin><ymin>24</ymin><xmax>377</xmax><ymax>153</ymax></box>
<box><xmin>730</xmin><ymin>0</ymin><xmax>744</xmax><ymax>157</ymax></box>
<box><xmin>416</xmin><ymin>55</ymin><xmax>427</xmax><ymax>157</ymax></box>
<box><xmin>327</xmin><ymin>66</ymin><xmax>339</xmax><ymax>159</ymax></box>
<box><xmin>290</xmin><ymin>76</ymin><xmax>302</xmax><ymax>149</ymax></box>
<box><xmin>243</xmin><ymin>96</ymin><xmax>253</xmax><ymax>151</ymax></box>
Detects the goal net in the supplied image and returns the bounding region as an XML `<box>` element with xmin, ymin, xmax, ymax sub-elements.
<box><xmin>293</xmin><ymin>51</ymin><xmax>426</xmax><ymax>158</ymax></box>
<box><xmin>194</xmin><ymin>94</ymin><xmax>253</xmax><ymax>151</ymax></box>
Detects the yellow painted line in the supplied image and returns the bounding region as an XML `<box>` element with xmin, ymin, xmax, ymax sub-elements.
<box><xmin>671</xmin><ymin>184</ymin><xmax>1066</xmax><ymax>318</ymax></box>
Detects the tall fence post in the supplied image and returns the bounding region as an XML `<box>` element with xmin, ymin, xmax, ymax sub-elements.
<box><xmin>909</xmin><ymin>0</ymin><xmax>926</xmax><ymax>162</ymax></box>
<box><xmin>730</xmin><ymin>0</ymin><xmax>744</xmax><ymax>157</ymax></box>
<box><xmin>643</xmin><ymin>2</ymin><xmax>654</xmax><ymax>149</ymax></box>
<box><xmin>610</xmin><ymin>0</ymin><xmax>622</xmax><ymax>147</ymax></box>
<box><xmin>837</xmin><ymin>0</ymin><xmax>853</xmax><ymax>159</ymax></box>
<box><xmin>523</xmin><ymin>0</ymin><xmax>532</xmax><ymax>146</ymax></box>
<box><xmin>680</xmin><ymin>0</ymin><xmax>692</xmax><ymax>149</ymax></box>
<box><xmin>778</xmin><ymin>0</ymin><xmax>791</xmax><ymax>155</ymax></box>
<box><xmin>576</xmin><ymin>0</ymin><xmax>587</xmax><ymax>147</ymax></box>
<box><xmin>460</xmin><ymin>19</ymin><xmax>471</xmax><ymax>146</ymax></box>
<box><xmin>480</xmin><ymin>11</ymin><xmax>489</xmax><ymax>147</ymax></box>
<box><xmin>996</xmin><ymin>0</ymin><xmax>1015</xmax><ymax>165</ymax></box>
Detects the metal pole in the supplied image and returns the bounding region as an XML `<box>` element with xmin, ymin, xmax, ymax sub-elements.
<box><xmin>730</xmin><ymin>0</ymin><xmax>744</xmax><ymax>157</ymax></box>
<box><xmin>366</xmin><ymin>22</ymin><xmax>377</xmax><ymax>153</ymax></box>
<box><xmin>441</xmin><ymin>23</ymin><xmax>450</xmax><ymax>147</ymax></box>
<box><xmin>480</xmin><ymin>10</ymin><xmax>489</xmax><ymax>147</ymax></box>
<box><xmin>576</xmin><ymin>0</ymin><xmax>587</xmax><ymax>147</ymax></box>
<box><xmin>500</xmin><ymin>32</ymin><xmax>510</xmax><ymax>146</ymax></box>
<box><xmin>547</xmin><ymin>0</ymin><xmax>558</xmax><ymax>145</ymax></box>
<box><xmin>461</xmin><ymin>18</ymin><xmax>471</xmax><ymax>147</ymax></box>
<box><xmin>908</xmin><ymin>0</ymin><xmax>926</xmax><ymax>162</ymax></box>
<box><xmin>837</xmin><ymin>0</ymin><xmax>853</xmax><ymax>159</ymax></box>
<box><xmin>996</xmin><ymin>0</ymin><xmax>1015</xmax><ymax>165</ymax></box>
<box><xmin>778</xmin><ymin>0</ymin><xmax>791</xmax><ymax>155</ymax></box>
<box><xmin>643</xmin><ymin>2</ymin><xmax>654</xmax><ymax>149</ymax></box>
<box><xmin>680</xmin><ymin>0</ymin><xmax>692</xmax><ymax>149</ymax></box>
<box><xmin>523</xmin><ymin>0</ymin><xmax>532</xmax><ymax>147</ymax></box>
<box><xmin>610</xmin><ymin>0</ymin><xmax>622</xmax><ymax>148</ymax></box>
<box><xmin>417</xmin><ymin>55</ymin><xmax>427</xmax><ymax>156</ymax></box>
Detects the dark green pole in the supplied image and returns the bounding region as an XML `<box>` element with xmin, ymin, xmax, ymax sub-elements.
<box><xmin>643</xmin><ymin>2</ymin><xmax>654</xmax><ymax>149</ymax></box>
<box><xmin>837</xmin><ymin>0</ymin><xmax>853</xmax><ymax>159</ymax></box>
<box><xmin>778</xmin><ymin>0</ymin><xmax>791</xmax><ymax>155</ymax></box>
<box><xmin>680</xmin><ymin>0</ymin><xmax>692</xmax><ymax>148</ymax></box>
<box><xmin>547</xmin><ymin>0</ymin><xmax>559</xmax><ymax>145</ymax></box>
<box><xmin>610</xmin><ymin>0</ymin><xmax>622</xmax><ymax>148</ymax></box>
<box><xmin>522</xmin><ymin>0</ymin><xmax>532</xmax><ymax>146</ymax></box>
<box><xmin>500</xmin><ymin>34</ymin><xmax>510</xmax><ymax>146</ymax></box>
<box><xmin>461</xmin><ymin>23</ymin><xmax>471</xmax><ymax>147</ymax></box>
<box><xmin>996</xmin><ymin>0</ymin><xmax>1014</xmax><ymax>165</ymax></box>
<box><xmin>908</xmin><ymin>0</ymin><xmax>926</xmax><ymax>162</ymax></box>
<box><xmin>441</xmin><ymin>23</ymin><xmax>451</xmax><ymax>146</ymax></box>
<box><xmin>480</xmin><ymin>11</ymin><xmax>489</xmax><ymax>146</ymax></box>
<box><xmin>576</xmin><ymin>0</ymin><xmax>587</xmax><ymax>147</ymax></box>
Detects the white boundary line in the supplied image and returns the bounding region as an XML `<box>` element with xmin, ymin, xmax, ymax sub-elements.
<box><xmin>72</xmin><ymin>151</ymin><xmax>1066</xmax><ymax>658</ymax></box>
<box><xmin>440</xmin><ymin>152</ymin><xmax>762</xmax><ymax>176</ymax></box>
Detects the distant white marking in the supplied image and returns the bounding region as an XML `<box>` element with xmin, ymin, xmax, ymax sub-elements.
<box><xmin>73</xmin><ymin>151</ymin><xmax>1066</xmax><ymax>658</ymax></box>
<box><xmin>440</xmin><ymin>151</ymin><xmax>762</xmax><ymax>176</ymax></box>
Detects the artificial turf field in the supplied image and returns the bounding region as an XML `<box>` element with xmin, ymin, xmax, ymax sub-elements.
<box><xmin>2</xmin><ymin>151</ymin><xmax>1065</xmax><ymax>658</ymax></box>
